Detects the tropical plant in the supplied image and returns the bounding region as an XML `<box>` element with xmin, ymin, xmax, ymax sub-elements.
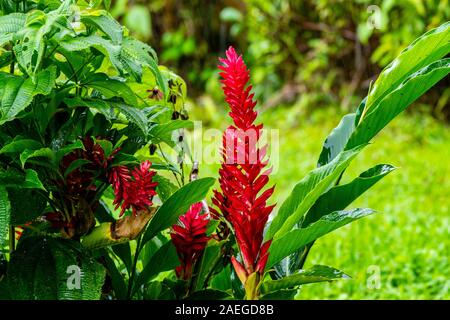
<box><xmin>0</xmin><ymin>0</ymin><xmax>448</xmax><ymax>301</ymax></box>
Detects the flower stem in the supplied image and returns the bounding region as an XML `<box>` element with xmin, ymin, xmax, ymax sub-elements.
<box><xmin>127</xmin><ymin>235</ymin><xmax>143</xmax><ymax>299</ymax></box>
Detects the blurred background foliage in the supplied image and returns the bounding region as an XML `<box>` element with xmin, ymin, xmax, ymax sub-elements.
<box><xmin>107</xmin><ymin>0</ymin><xmax>449</xmax><ymax>299</ymax></box>
<box><xmin>110</xmin><ymin>0</ymin><xmax>450</xmax><ymax>120</ymax></box>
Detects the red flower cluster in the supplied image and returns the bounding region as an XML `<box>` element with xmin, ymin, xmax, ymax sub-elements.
<box><xmin>171</xmin><ymin>202</ymin><xmax>210</xmax><ymax>280</ymax></box>
<box><xmin>211</xmin><ymin>47</ymin><xmax>275</xmax><ymax>284</ymax></box>
<box><xmin>61</xmin><ymin>136</ymin><xmax>115</xmax><ymax>196</ymax></box>
<box><xmin>108</xmin><ymin>160</ymin><xmax>158</xmax><ymax>216</ymax></box>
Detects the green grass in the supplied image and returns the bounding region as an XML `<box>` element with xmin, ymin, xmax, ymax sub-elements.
<box><xmin>195</xmin><ymin>103</ymin><xmax>450</xmax><ymax>299</ymax></box>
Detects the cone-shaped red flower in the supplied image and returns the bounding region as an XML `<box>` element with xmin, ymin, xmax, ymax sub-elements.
<box><xmin>171</xmin><ymin>202</ymin><xmax>210</xmax><ymax>280</ymax></box>
<box><xmin>108</xmin><ymin>160</ymin><xmax>158</xmax><ymax>216</ymax></box>
<box><xmin>211</xmin><ymin>47</ymin><xmax>275</xmax><ymax>288</ymax></box>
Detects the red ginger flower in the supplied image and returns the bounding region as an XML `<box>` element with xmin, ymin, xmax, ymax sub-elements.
<box><xmin>108</xmin><ymin>160</ymin><xmax>158</xmax><ymax>217</ymax></box>
<box><xmin>211</xmin><ymin>47</ymin><xmax>275</xmax><ymax>285</ymax></box>
<box><xmin>171</xmin><ymin>202</ymin><xmax>210</xmax><ymax>280</ymax></box>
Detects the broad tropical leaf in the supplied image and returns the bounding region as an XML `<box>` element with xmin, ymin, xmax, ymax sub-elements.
<box><xmin>317</xmin><ymin>113</ymin><xmax>356</xmax><ymax>166</ymax></box>
<box><xmin>303</xmin><ymin>164</ymin><xmax>395</xmax><ymax>227</ymax></box>
<box><xmin>260</xmin><ymin>265</ymin><xmax>349</xmax><ymax>294</ymax></box>
<box><xmin>0</xmin><ymin>13</ymin><xmax>26</xmax><ymax>47</ymax></box>
<box><xmin>347</xmin><ymin>58</ymin><xmax>450</xmax><ymax>149</ymax></box>
<box><xmin>0</xmin><ymin>67</ymin><xmax>56</xmax><ymax>124</ymax></box>
<box><xmin>266</xmin><ymin>145</ymin><xmax>364</xmax><ymax>240</ymax></box>
<box><xmin>364</xmin><ymin>22</ymin><xmax>450</xmax><ymax>116</ymax></box>
<box><xmin>7</xmin><ymin>237</ymin><xmax>105</xmax><ymax>300</ymax></box>
<box><xmin>80</xmin><ymin>9</ymin><xmax>123</xmax><ymax>44</ymax></box>
<box><xmin>133</xmin><ymin>241</ymin><xmax>179</xmax><ymax>296</ymax></box>
<box><xmin>141</xmin><ymin>177</ymin><xmax>215</xmax><ymax>245</ymax></box>
<box><xmin>84</xmin><ymin>73</ymin><xmax>138</xmax><ymax>106</ymax></box>
<box><xmin>267</xmin><ymin>208</ymin><xmax>375</xmax><ymax>268</ymax></box>
<box><xmin>191</xmin><ymin>240</ymin><xmax>226</xmax><ymax>292</ymax></box>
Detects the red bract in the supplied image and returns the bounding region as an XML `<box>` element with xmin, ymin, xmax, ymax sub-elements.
<box><xmin>171</xmin><ymin>202</ymin><xmax>210</xmax><ymax>280</ymax></box>
<box><xmin>211</xmin><ymin>46</ymin><xmax>275</xmax><ymax>284</ymax></box>
<box><xmin>108</xmin><ymin>161</ymin><xmax>158</xmax><ymax>216</ymax></box>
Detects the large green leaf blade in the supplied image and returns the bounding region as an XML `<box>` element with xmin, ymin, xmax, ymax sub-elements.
<box><xmin>7</xmin><ymin>237</ymin><xmax>105</xmax><ymax>300</ymax></box>
<box><xmin>364</xmin><ymin>22</ymin><xmax>450</xmax><ymax>115</ymax></box>
<box><xmin>317</xmin><ymin>113</ymin><xmax>356</xmax><ymax>167</ymax></box>
<box><xmin>274</xmin><ymin>164</ymin><xmax>394</xmax><ymax>276</ymax></box>
<box><xmin>347</xmin><ymin>58</ymin><xmax>450</xmax><ymax>149</ymax></box>
<box><xmin>80</xmin><ymin>9</ymin><xmax>123</xmax><ymax>44</ymax></box>
<box><xmin>260</xmin><ymin>265</ymin><xmax>349</xmax><ymax>295</ymax></box>
<box><xmin>133</xmin><ymin>240</ymin><xmax>179</xmax><ymax>296</ymax></box>
<box><xmin>114</xmin><ymin>103</ymin><xmax>149</xmax><ymax>136</ymax></box>
<box><xmin>0</xmin><ymin>13</ymin><xmax>26</xmax><ymax>47</ymax></box>
<box><xmin>266</xmin><ymin>145</ymin><xmax>364</xmax><ymax>240</ymax></box>
<box><xmin>142</xmin><ymin>177</ymin><xmax>215</xmax><ymax>245</ymax></box>
<box><xmin>85</xmin><ymin>73</ymin><xmax>138</xmax><ymax>106</ymax></box>
<box><xmin>303</xmin><ymin>164</ymin><xmax>395</xmax><ymax>227</ymax></box>
<box><xmin>267</xmin><ymin>208</ymin><xmax>375</xmax><ymax>269</ymax></box>
<box><xmin>0</xmin><ymin>68</ymin><xmax>56</xmax><ymax>124</ymax></box>
<box><xmin>191</xmin><ymin>240</ymin><xmax>226</xmax><ymax>292</ymax></box>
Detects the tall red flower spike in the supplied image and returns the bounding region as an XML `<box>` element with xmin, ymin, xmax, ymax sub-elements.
<box><xmin>108</xmin><ymin>160</ymin><xmax>158</xmax><ymax>216</ymax></box>
<box><xmin>211</xmin><ymin>46</ymin><xmax>275</xmax><ymax>287</ymax></box>
<box><xmin>171</xmin><ymin>202</ymin><xmax>210</xmax><ymax>280</ymax></box>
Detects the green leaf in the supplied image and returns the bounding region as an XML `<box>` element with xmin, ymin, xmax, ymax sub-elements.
<box><xmin>59</xmin><ymin>35</ymin><xmax>163</xmax><ymax>86</ymax></box>
<box><xmin>260</xmin><ymin>265</ymin><xmax>350</xmax><ymax>295</ymax></box>
<box><xmin>303</xmin><ymin>164</ymin><xmax>395</xmax><ymax>227</ymax></box>
<box><xmin>85</xmin><ymin>73</ymin><xmax>137</xmax><ymax>106</ymax></box>
<box><xmin>266</xmin><ymin>146</ymin><xmax>364</xmax><ymax>240</ymax></box>
<box><xmin>192</xmin><ymin>240</ymin><xmax>225</xmax><ymax>292</ymax></box>
<box><xmin>347</xmin><ymin>59</ymin><xmax>450</xmax><ymax>149</ymax></box>
<box><xmin>23</xmin><ymin>169</ymin><xmax>45</xmax><ymax>190</ymax></box>
<box><xmin>0</xmin><ymin>67</ymin><xmax>56</xmax><ymax>124</ymax></box>
<box><xmin>277</xmin><ymin>164</ymin><xmax>395</xmax><ymax>276</ymax></box>
<box><xmin>267</xmin><ymin>208</ymin><xmax>375</xmax><ymax>268</ymax></box>
<box><xmin>364</xmin><ymin>22</ymin><xmax>450</xmax><ymax>116</ymax></box>
<box><xmin>54</xmin><ymin>140</ymin><xmax>84</xmax><ymax>164</ymax></box>
<box><xmin>101</xmin><ymin>249</ymin><xmax>127</xmax><ymax>300</ymax></box>
<box><xmin>0</xmin><ymin>186</ymin><xmax>11</xmax><ymax>246</ymax></box>
<box><xmin>133</xmin><ymin>241</ymin><xmax>179</xmax><ymax>296</ymax></box>
<box><xmin>153</xmin><ymin>174</ymin><xmax>178</xmax><ymax>202</ymax></box>
<box><xmin>142</xmin><ymin>177</ymin><xmax>215</xmax><ymax>245</ymax></box>
<box><xmin>80</xmin><ymin>9</ymin><xmax>123</xmax><ymax>44</ymax></box>
<box><xmin>8</xmin><ymin>188</ymin><xmax>47</xmax><ymax>225</ymax></box>
<box><xmin>64</xmin><ymin>97</ymin><xmax>115</xmax><ymax>120</ymax></box>
<box><xmin>149</xmin><ymin>120</ymin><xmax>194</xmax><ymax>145</ymax></box>
<box><xmin>0</xmin><ymin>138</ymin><xmax>42</xmax><ymax>154</ymax></box>
<box><xmin>114</xmin><ymin>103</ymin><xmax>149</xmax><ymax>136</ymax></box>
<box><xmin>0</xmin><ymin>168</ymin><xmax>45</xmax><ymax>190</ymax></box>
<box><xmin>111</xmin><ymin>243</ymin><xmax>132</xmax><ymax>273</ymax></box>
<box><xmin>68</xmin><ymin>97</ymin><xmax>146</xmax><ymax>137</ymax></box>
<box><xmin>123</xmin><ymin>5</ymin><xmax>152</xmax><ymax>39</ymax></box>
<box><xmin>121</xmin><ymin>37</ymin><xmax>165</xmax><ymax>93</ymax></box>
<box><xmin>317</xmin><ymin>113</ymin><xmax>356</xmax><ymax>166</ymax></box>
<box><xmin>0</xmin><ymin>13</ymin><xmax>26</xmax><ymax>46</ymax></box>
<box><xmin>64</xmin><ymin>159</ymin><xmax>92</xmax><ymax>177</ymax></box>
<box><xmin>7</xmin><ymin>236</ymin><xmax>105</xmax><ymax>300</ymax></box>
<box><xmin>19</xmin><ymin>147</ymin><xmax>54</xmax><ymax>168</ymax></box>
<box><xmin>13</xmin><ymin>5</ymin><xmax>72</xmax><ymax>76</ymax></box>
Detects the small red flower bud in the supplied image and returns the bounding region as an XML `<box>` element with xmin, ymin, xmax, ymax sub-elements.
<box><xmin>171</xmin><ymin>203</ymin><xmax>210</xmax><ymax>280</ymax></box>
